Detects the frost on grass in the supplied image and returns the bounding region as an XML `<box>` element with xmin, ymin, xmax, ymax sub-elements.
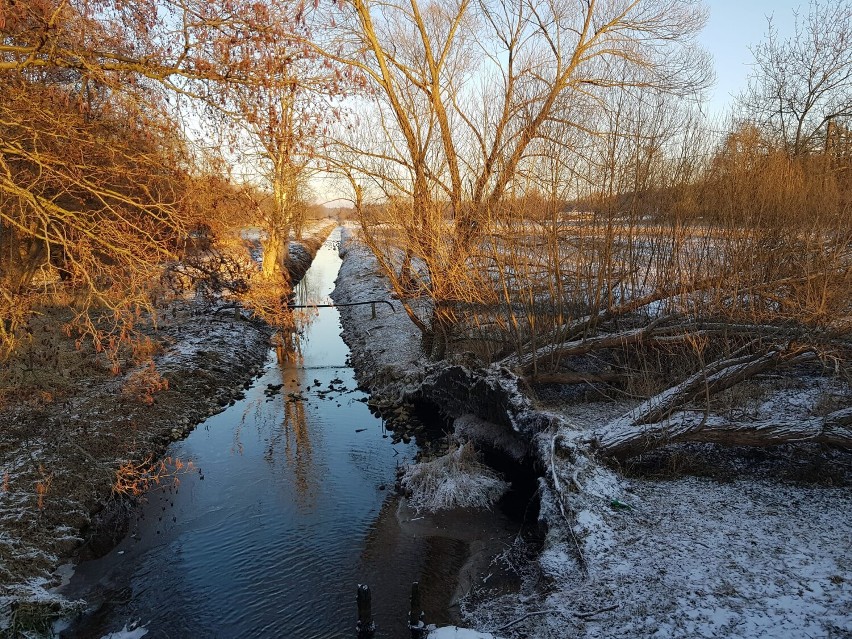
<box><xmin>401</xmin><ymin>442</ymin><xmax>509</xmax><ymax>512</ymax></box>
<box><xmin>0</xmin><ymin>578</ymin><xmax>84</xmax><ymax>637</ymax></box>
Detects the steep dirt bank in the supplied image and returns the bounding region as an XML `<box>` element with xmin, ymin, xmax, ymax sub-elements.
<box><xmin>0</xmin><ymin>226</ymin><xmax>333</xmax><ymax>633</ymax></box>
<box><xmin>332</xmin><ymin>227</ymin><xmax>852</xmax><ymax>639</ymax></box>
<box><xmin>331</xmin><ymin>227</ymin><xmax>426</xmax><ymax>394</ymax></box>
<box><xmin>331</xmin><ymin>226</ymin><xmax>533</xmax><ymax>455</ymax></box>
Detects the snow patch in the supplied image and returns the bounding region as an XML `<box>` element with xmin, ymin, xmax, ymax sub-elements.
<box><xmin>100</xmin><ymin>622</ymin><xmax>149</xmax><ymax>639</ymax></box>
<box><xmin>467</xmin><ymin>477</ymin><xmax>852</xmax><ymax>638</ymax></box>
<box><xmin>539</xmin><ymin>542</ymin><xmax>577</xmax><ymax>581</ymax></box>
<box><xmin>575</xmin><ymin>510</ymin><xmax>614</xmax><ymax>557</ymax></box>
<box><xmin>428</xmin><ymin>626</ymin><xmax>503</xmax><ymax>639</ymax></box>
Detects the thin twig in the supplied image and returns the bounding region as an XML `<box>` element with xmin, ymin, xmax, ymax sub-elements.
<box><xmin>496</xmin><ymin>608</ymin><xmax>561</xmax><ymax>632</ymax></box>
<box><xmin>574</xmin><ymin>603</ymin><xmax>620</xmax><ymax>619</ymax></box>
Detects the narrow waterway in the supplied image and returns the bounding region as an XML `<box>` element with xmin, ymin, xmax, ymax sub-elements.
<box><xmin>58</xmin><ymin>229</ymin><xmax>523</xmax><ymax>638</ymax></box>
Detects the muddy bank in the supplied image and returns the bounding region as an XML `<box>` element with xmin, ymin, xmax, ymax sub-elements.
<box><xmin>331</xmin><ymin>229</ymin><xmax>542</xmax><ymax>470</ymax></box>
<box><xmin>0</xmin><ymin>225</ymin><xmax>333</xmax><ymax>632</ymax></box>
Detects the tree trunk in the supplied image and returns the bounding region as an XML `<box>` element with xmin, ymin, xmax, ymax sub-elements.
<box><xmin>624</xmin><ymin>347</ymin><xmax>814</xmax><ymax>428</ymax></box>
<box><xmin>398</xmin><ymin>248</ymin><xmax>415</xmax><ymax>293</ymax></box>
<box><xmin>508</xmin><ymin>320</ymin><xmax>691</xmax><ymax>374</ymax></box>
<box><xmin>595</xmin><ymin>407</ymin><xmax>852</xmax><ymax>458</ymax></box>
<box><xmin>0</xmin><ymin>226</ymin><xmax>47</xmax><ymax>293</ymax></box>
<box><xmin>588</xmin><ymin>347</ymin><xmax>835</xmax><ymax>458</ymax></box>
<box><xmin>260</xmin><ymin>226</ymin><xmax>289</xmax><ymax>280</ymax></box>
<box><xmin>424</xmin><ymin>300</ymin><xmax>454</xmax><ymax>360</ymax></box>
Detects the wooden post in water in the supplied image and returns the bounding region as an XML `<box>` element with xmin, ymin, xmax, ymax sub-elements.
<box><xmin>371</xmin><ymin>302</ymin><xmax>377</xmax><ymax>319</ymax></box>
<box><xmin>409</xmin><ymin>581</ymin><xmax>426</xmax><ymax>638</ymax></box>
<box><xmin>356</xmin><ymin>584</ymin><xmax>375</xmax><ymax>638</ymax></box>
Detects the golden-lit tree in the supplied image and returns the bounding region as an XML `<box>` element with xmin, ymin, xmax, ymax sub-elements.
<box><xmin>0</xmin><ymin>76</ymin><xmax>194</xmax><ymax>355</ymax></box>
<box><xmin>324</xmin><ymin>0</ymin><xmax>712</xmax><ymax>358</ymax></box>
<box><xmin>0</xmin><ymin>0</ymin><xmax>316</xmax><ymax>355</ymax></box>
<box><xmin>230</xmin><ymin>73</ymin><xmax>333</xmax><ymax>282</ymax></box>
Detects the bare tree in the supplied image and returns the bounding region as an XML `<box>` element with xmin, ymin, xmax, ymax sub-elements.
<box><xmin>232</xmin><ymin>79</ymin><xmax>316</xmax><ymax>281</ymax></box>
<box><xmin>738</xmin><ymin>0</ymin><xmax>852</xmax><ymax>156</ymax></box>
<box><xmin>0</xmin><ymin>0</ymin><xmax>322</xmax><ymax>355</ymax></box>
<box><xmin>219</xmin><ymin>0</ymin><xmax>348</xmax><ymax>282</ymax></box>
<box><xmin>323</xmin><ymin>0</ymin><xmax>712</xmax><ymax>358</ymax></box>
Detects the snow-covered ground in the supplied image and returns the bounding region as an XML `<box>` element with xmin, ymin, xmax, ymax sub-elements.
<box><xmin>465</xmin><ymin>474</ymin><xmax>851</xmax><ymax>638</ymax></box>
<box><xmin>331</xmin><ymin>226</ymin><xmax>852</xmax><ymax>639</ymax></box>
<box><xmin>330</xmin><ymin>225</ymin><xmax>427</xmax><ymax>395</ymax></box>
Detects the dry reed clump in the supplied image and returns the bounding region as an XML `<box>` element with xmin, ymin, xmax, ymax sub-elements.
<box><xmin>121</xmin><ymin>362</ymin><xmax>169</xmax><ymax>405</ymax></box>
<box><xmin>112</xmin><ymin>455</ymin><xmax>194</xmax><ymax>497</ymax></box>
<box><xmin>400</xmin><ymin>442</ymin><xmax>509</xmax><ymax>512</ymax></box>
<box><xmin>7</xmin><ymin>597</ymin><xmax>85</xmax><ymax>637</ymax></box>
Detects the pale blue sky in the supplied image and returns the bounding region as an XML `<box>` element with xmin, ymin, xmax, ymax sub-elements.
<box><xmin>700</xmin><ymin>0</ymin><xmax>803</xmax><ymax>117</ymax></box>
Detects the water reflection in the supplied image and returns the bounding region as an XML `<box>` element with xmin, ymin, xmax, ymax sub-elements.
<box><xmin>272</xmin><ymin>330</ymin><xmax>314</xmax><ymax>506</ymax></box>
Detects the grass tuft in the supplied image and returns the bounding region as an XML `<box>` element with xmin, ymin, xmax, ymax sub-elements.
<box><xmin>400</xmin><ymin>442</ymin><xmax>509</xmax><ymax>512</ymax></box>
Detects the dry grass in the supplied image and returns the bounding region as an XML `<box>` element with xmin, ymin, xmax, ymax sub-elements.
<box><xmin>7</xmin><ymin>598</ymin><xmax>85</xmax><ymax>637</ymax></box>
<box><xmin>0</xmin><ymin>307</ymin><xmax>116</xmax><ymax>408</ymax></box>
<box><xmin>400</xmin><ymin>442</ymin><xmax>509</xmax><ymax>512</ymax></box>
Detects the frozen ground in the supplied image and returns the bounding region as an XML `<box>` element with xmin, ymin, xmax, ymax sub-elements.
<box><xmin>332</xmin><ymin>227</ymin><xmax>852</xmax><ymax>639</ymax></box>
<box><xmin>464</xmin><ymin>473</ymin><xmax>851</xmax><ymax>638</ymax></box>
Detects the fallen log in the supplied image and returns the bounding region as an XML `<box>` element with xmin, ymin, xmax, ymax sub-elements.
<box><xmin>503</xmin><ymin>316</ymin><xmax>832</xmax><ymax>376</ymax></box>
<box><xmin>594</xmin><ymin>407</ymin><xmax>852</xmax><ymax>459</ymax></box>
<box><xmin>504</xmin><ymin>279</ymin><xmax>721</xmax><ymax>364</ymax></box>
<box><xmin>620</xmin><ymin>346</ymin><xmax>815</xmax><ymax>427</ymax></box>
<box><xmin>512</xmin><ymin>321</ymin><xmax>694</xmax><ymax>375</ymax></box>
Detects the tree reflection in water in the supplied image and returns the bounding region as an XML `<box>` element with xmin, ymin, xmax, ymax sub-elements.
<box><xmin>272</xmin><ymin>324</ymin><xmax>314</xmax><ymax>505</ymax></box>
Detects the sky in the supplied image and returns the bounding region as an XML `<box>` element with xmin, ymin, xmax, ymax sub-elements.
<box><xmin>699</xmin><ymin>0</ymin><xmax>803</xmax><ymax>118</ymax></box>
